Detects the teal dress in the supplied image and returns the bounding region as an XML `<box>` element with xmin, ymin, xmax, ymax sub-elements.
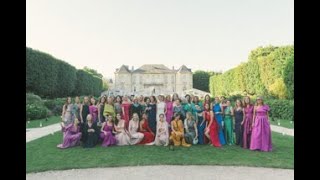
<box><xmin>224</xmin><ymin>106</ymin><xmax>234</xmax><ymax>145</ymax></box>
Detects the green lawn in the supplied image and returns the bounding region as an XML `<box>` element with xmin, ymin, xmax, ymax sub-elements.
<box><xmin>26</xmin><ymin>116</ymin><xmax>61</xmax><ymax>129</ymax></box>
<box><xmin>26</xmin><ymin>131</ymin><xmax>294</xmax><ymax>173</ymax></box>
<box><xmin>270</xmin><ymin>119</ymin><xmax>294</xmax><ymax>129</ymax></box>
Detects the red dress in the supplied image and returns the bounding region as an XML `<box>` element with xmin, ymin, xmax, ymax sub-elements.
<box><xmin>138</xmin><ymin>120</ymin><xmax>155</xmax><ymax>144</ymax></box>
<box><xmin>204</xmin><ymin>110</ymin><xmax>221</xmax><ymax>147</ymax></box>
<box><xmin>121</xmin><ymin>103</ymin><xmax>131</xmax><ymax>129</ymax></box>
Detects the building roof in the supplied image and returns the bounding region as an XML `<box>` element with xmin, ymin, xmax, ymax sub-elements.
<box><xmin>132</xmin><ymin>64</ymin><xmax>175</xmax><ymax>74</ymax></box>
<box><xmin>177</xmin><ymin>65</ymin><xmax>192</xmax><ymax>73</ymax></box>
<box><xmin>115</xmin><ymin>65</ymin><xmax>131</xmax><ymax>73</ymax></box>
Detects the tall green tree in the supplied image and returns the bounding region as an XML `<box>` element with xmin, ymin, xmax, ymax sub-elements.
<box><xmin>193</xmin><ymin>70</ymin><xmax>212</xmax><ymax>92</ymax></box>
<box><xmin>83</xmin><ymin>66</ymin><xmax>103</xmax><ymax>78</ymax></box>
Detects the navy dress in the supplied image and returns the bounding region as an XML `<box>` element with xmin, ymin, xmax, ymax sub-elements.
<box><xmin>234</xmin><ymin>108</ymin><xmax>244</xmax><ymax>146</ymax></box>
<box><xmin>146</xmin><ymin>103</ymin><xmax>157</xmax><ymax>134</ymax></box>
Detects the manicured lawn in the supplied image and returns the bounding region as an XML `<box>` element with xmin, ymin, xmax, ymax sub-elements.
<box><xmin>26</xmin><ymin>116</ymin><xmax>61</xmax><ymax>129</ymax></box>
<box><xmin>270</xmin><ymin>119</ymin><xmax>294</xmax><ymax>129</ymax></box>
<box><xmin>26</xmin><ymin>131</ymin><xmax>294</xmax><ymax>173</ymax></box>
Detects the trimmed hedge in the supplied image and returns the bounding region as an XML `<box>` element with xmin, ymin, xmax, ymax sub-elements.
<box><xmin>264</xmin><ymin>99</ymin><xmax>294</xmax><ymax>121</ymax></box>
<box><xmin>26</xmin><ymin>47</ymin><xmax>103</xmax><ymax>98</ymax></box>
<box><xmin>209</xmin><ymin>45</ymin><xmax>294</xmax><ymax>99</ymax></box>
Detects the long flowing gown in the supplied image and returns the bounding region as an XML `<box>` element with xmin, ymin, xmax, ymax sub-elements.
<box><xmin>146</xmin><ymin>103</ymin><xmax>157</xmax><ymax>134</ymax></box>
<box><xmin>81</xmin><ymin>104</ymin><xmax>90</xmax><ymax>124</ymax></box>
<box><xmin>156</xmin><ymin>102</ymin><xmax>166</xmax><ymax>122</ymax></box>
<box><xmin>204</xmin><ymin>110</ymin><xmax>221</xmax><ymax>147</ymax></box>
<box><xmin>115</xmin><ymin>120</ymin><xmax>130</xmax><ymax>146</ymax></box>
<box><xmin>234</xmin><ymin>108</ymin><xmax>244</xmax><ymax>146</ymax></box>
<box><xmin>165</xmin><ymin>101</ymin><xmax>173</xmax><ymax>125</ymax></box>
<box><xmin>100</xmin><ymin>123</ymin><xmax>117</xmax><ymax>147</ymax></box>
<box><xmin>99</xmin><ymin>104</ymin><xmax>105</xmax><ymax>123</ymax></box>
<box><xmin>121</xmin><ymin>103</ymin><xmax>131</xmax><ymax>129</ymax></box>
<box><xmin>155</xmin><ymin>120</ymin><xmax>169</xmax><ymax>146</ymax></box>
<box><xmin>213</xmin><ymin>103</ymin><xmax>226</xmax><ymax>145</ymax></box>
<box><xmin>63</xmin><ymin>104</ymin><xmax>74</xmax><ymax>126</ymax></box>
<box><xmin>224</xmin><ymin>106</ymin><xmax>234</xmax><ymax>145</ymax></box>
<box><xmin>128</xmin><ymin>120</ymin><xmax>144</xmax><ymax>145</ymax></box>
<box><xmin>184</xmin><ymin>119</ymin><xmax>196</xmax><ymax>144</ymax></box>
<box><xmin>89</xmin><ymin>105</ymin><xmax>98</xmax><ymax>123</ymax></box>
<box><xmin>138</xmin><ymin>120</ymin><xmax>155</xmax><ymax>144</ymax></box>
<box><xmin>73</xmin><ymin>103</ymin><xmax>81</xmax><ymax>120</ymax></box>
<box><xmin>82</xmin><ymin>122</ymin><xmax>99</xmax><ymax>148</ymax></box>
<box><xmin>243</xmin><ymin>105</ymin><xmax>254</xmax><ymax>149</ymax></box>
<box><xmin>250</xmin><ymin>105</ymin><xmax>272</xmax><ymax>152</ymax></box>
<box><xmin>197</xmin><ymin>112</ymin><xmax>206</xmax><ymax>145</ymax></box>
<box><xmin>57</xmin><ymin>123</ymin><xmax>82</xmax><ymax>149</ymax></box>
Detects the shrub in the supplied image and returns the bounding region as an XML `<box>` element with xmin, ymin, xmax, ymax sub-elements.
<box><xmin>26</xmin><ymin>104</ymin><xmax>49</xmax><ymax>120</ymax></box>
<box><xmin>26</xmin><ymin>93</ymin><xmax>43</xmax><ymax>105</ymax></box>
<box><xmin>264</xmin><ymin>99</ymin><xmax>294</xmax><ymax>121</ymax></box>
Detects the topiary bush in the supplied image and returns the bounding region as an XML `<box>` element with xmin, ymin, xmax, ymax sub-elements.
<box><xmin>26</xmin><ymin>104</ymin><xmax>49</xmax><ymax>121</ymax></box>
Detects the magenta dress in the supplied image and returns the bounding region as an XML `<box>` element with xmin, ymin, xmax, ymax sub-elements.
<box><xmin>89</xmin><ymin>105</ymin><xmax>98</xmax><ymax>123</ymax></box>
<box><xmin>242</xmin><ymin>105</ymin><xmax>254</xmax><ymax>149</ymax></box>
<box><xmin>165</xmin><ymin>101</ymin><xmax>173</xmax><ymax>124</ymax></box>
<box><xmin>250</xmin><ymin>105</ymin><xmax>272</xmax><ymax>152</ymax></box>
<box><xmin>100</xmin><ymin>124</ymin><xmax>117</xmax><ymax>147</ymax></box>
<box><xmin>57</xmin><ymin>124</ymin><xmax>82</xmax><ymax>149</ymax></box>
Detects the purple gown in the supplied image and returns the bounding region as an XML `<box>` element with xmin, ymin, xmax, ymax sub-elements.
<box><xmin>243</xmin><ymin>105</ymin><xmax>254</xmax><ymax>149</ymax></box>
<box><xmin>100</xmin><ymin>123</ymin><xmax>117</xmax><ymax>147</ymax></box>
<box><xmin>57</xmin><ymin>124</ymin><xmax>82</xmax><ymax>149</ymax></box>
<box><xmin>250</xmin><ymin>105</ymin><xmax>272</xmax><ymax>152</ymax></box>
<box><xmin>165</xmin><ymin>101</ymin><xmax>173</xmax><ymax>125</ymax></box>
<box><xmin>89</xmin><ymin>105</ymin><xmax>98</xmax><ymax>123</ymax></box>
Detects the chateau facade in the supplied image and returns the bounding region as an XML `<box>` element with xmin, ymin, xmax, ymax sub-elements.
<box><xmin>112</xmin><ymin>64</ymin><xmax>193</xmax><ymax>96</ymax></box>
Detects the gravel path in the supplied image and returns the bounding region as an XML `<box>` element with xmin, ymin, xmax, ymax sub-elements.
<box><xmin>26</xmin><ymin>165</ymin><xmax>293</xmax><ymax>180</ymax></box>
<box><xmin>270</xmin><ymin>125</ymin><xmax>294</xmax><ymax>136</ymax></box>
<box><xmin>26</xmin><ymin>123</ymin><xmax>61</xmax><ymax>143</ymax></box>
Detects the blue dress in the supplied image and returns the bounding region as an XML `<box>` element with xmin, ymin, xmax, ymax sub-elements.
<box><xmin>192</xmin><ymin>102</ymin><xmax>205</xmax><ymax>144</ymax></box>
<box><xmin>213</xmin><ymin>103</ymin><xmax>226</xmax><ymax>145</ymax></box>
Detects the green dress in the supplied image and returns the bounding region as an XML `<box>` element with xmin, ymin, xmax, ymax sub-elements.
<box><xmin>224</xmin><ymin>106</ymin><xmax>234</xmax><ymax>145</ymax></box>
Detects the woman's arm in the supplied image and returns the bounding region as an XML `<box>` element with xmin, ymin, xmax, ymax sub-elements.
<box><xmin>80</xmin><ymin>104</ymin><xmax>83</xmax><ymax>123</ymax></box>
<box><xmin>194</xmin><ymin>122</ymin><xmax>198</xmax><ymax>138</ymax></box>
<box><xmin>242</xmin><ymin>108</ymin><xmax>246</xmax><ymax>125</ymax></box>
<box><xmin>252</xmin><ymin>106</ymin><xmax>256</xmax><ymax>128</ymax></box>
<box><xmin>61</xmin><ymin>105</ymin><xmax>66</xmax><ymax>121</ymax></box>
<box><xmin>98</xmin><ymin>104</ymin><xmax>101</xmax><ymax>122</ymax></box>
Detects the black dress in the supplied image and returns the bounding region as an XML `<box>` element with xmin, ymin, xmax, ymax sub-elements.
<box><xmin>146</xmin><ymin>103</ymin><xmax>157</xmax><ymax>134</ymax></box>
<box><xmin>234</xmin><ymin>108</ymin><xmax>244</xmax><ymax>146</ymax></box>
<box><xmin>81</xmin><ymin>104</ymin><xmax>90</xmax><ymax>123</ymax></box>
<box><xmin>99</xmin><ymin>104</ymin><xmax>105</xmax><ymax>123</ymax></box>
<box><xmin>130</xmin><ymin>103</ymin><xmax>142</xmax><ymax>119</ymax></box>
<box><xmin>82</xmin><ymin>122</ymin><xmax>99</xmax><ymax>148</ymax></box>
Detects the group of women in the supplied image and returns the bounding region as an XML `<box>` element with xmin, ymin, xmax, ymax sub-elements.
<box><xmin>57</xmin><ymin>93</ymin><xmax>272</xmax><ymax>152</ymax></box>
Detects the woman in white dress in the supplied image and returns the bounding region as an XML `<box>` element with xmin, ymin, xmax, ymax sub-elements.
<box><xmin>128</xmin><ymin>113</ymin><xmax>144</xmax><ymax>145</ymax></box>
<box><xmin>114</xmin><ymin>113</ymin><xmax>130</xmax><ymax>146</ymax></box>
<box><xmin>155</xmin><ymin>114</ymin><xmax>169</xmax><ymax>146</ymax></box>
<box><xmin>156</xmin><ymin>95</ymin><xmax>166</xmax><ymax>122</ymax></box>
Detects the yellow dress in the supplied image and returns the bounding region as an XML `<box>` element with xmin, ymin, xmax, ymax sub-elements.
<box><xmin>170</xmin><ymin>119</ymin><xmax>191</xmax><ymax>147</ymax></box>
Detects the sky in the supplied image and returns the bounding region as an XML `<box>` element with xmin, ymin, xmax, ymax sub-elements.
<box><xmin>26</xmin><ymin>0</ymin><xmax>293</xmax><ymax>79</ymax></box>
